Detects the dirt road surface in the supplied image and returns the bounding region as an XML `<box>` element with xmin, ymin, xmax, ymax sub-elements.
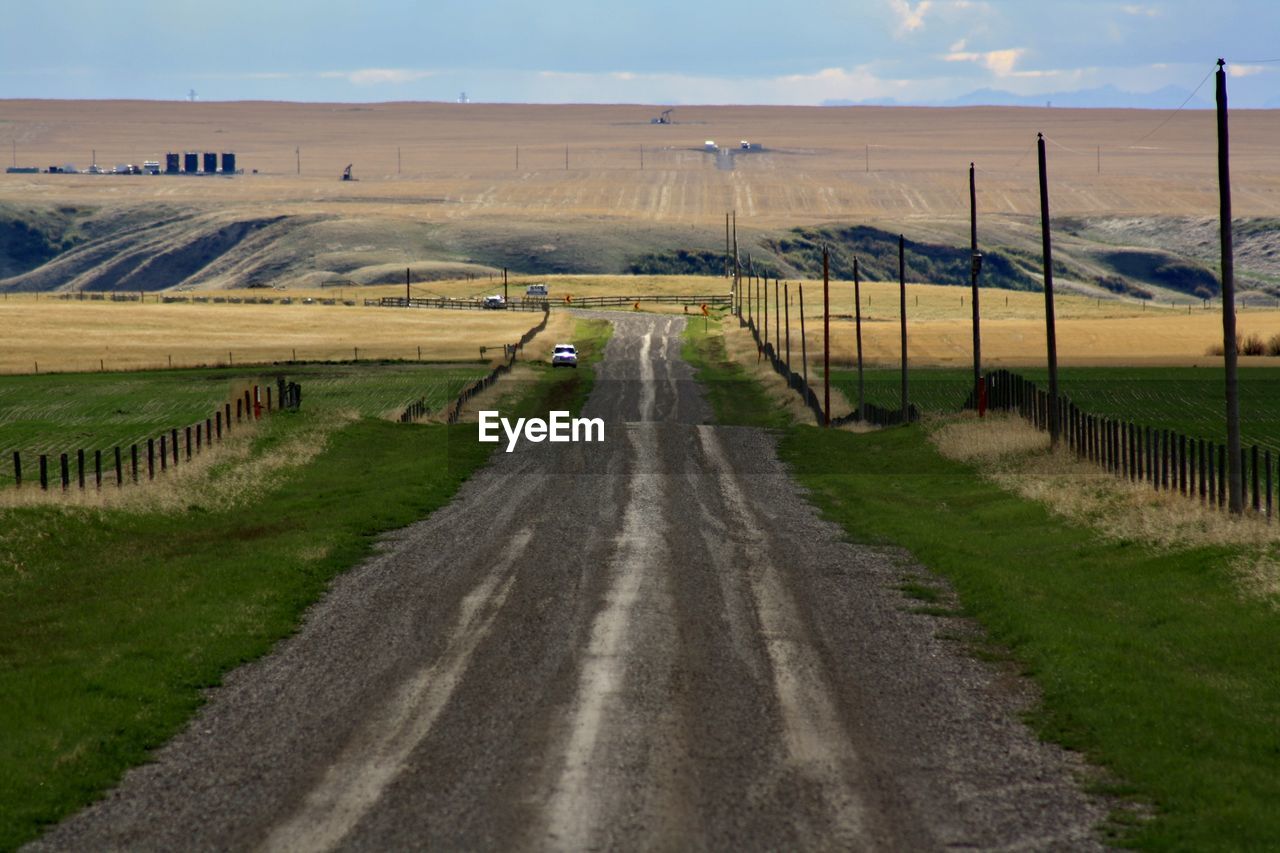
<box><xmin>31</xmin><ymin>313</ymin><xmax>1105</xmax><ymax>851</ymax></box>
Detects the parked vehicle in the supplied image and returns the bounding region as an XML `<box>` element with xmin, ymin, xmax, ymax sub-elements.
<box><xmin>551</xmin><ymin>344</ymin><xmax>578</xmax><ymax>368</ymax></box>
<box><xmin>482</xmin><ymin>295</ymin><xmax>507</xmax><ymax>309</ymax></box>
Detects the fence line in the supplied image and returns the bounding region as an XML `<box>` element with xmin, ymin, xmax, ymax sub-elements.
<box><xmin>972</xmin><ymin>368</ymin><xmax>1276</xmax><ymax>518</ymax></box>
<box><xmin>738</xmin><ymin>295</ymin><xmax>917</xmax><ymax>427</ymax></box>
<box><xmin>6</xmin><ymin>380</ymin><xmax>301</xmax><ymax>493</ymax></box>
<box><xmin>398</xmin><ymin>308</ymin><xmax>552</xmax><ymax>424</ymax></box>
<box><xmin>373</xmin><ymin>294</ymin><xmax>732</xmax><ymax>312</ymax></box>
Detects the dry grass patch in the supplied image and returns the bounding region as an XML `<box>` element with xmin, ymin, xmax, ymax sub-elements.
<box><xmin>0</xmin><ymin>299</ymin><xmax>547</xmax><ymax>373</ymax></box>
<box><xmin>932</xmin><ymin>413</ymin><xmax>1280</xmax><ymax>606</ymax></box>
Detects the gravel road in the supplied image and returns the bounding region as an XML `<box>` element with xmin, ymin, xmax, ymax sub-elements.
<box><xmin>31</xmin><ymin>313</ymin><xmax>1105</xmax><ymax>851</ymax></box>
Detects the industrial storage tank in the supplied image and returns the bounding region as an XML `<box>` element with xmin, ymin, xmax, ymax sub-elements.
<box><xmin>165</xmin><ymin>153</ymin><xmax>180</xmax><ymax>174</ymax></box>
<box><xmin>221</xmin><ymin>152</ymin><xmax>236</xmax><ymax>174</ymax></box>
<box><xmin>183</xmin><ymin>152</ymin><xmax>198</xmax><ymax>173</ymax></box>
<box><xmin>203</xmin><ymin>152</ymin><xmax>217</xmax><ymax>173</ymax></box>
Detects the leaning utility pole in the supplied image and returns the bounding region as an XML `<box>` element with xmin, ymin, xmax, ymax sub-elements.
<box><xmin>1217</xmin><ymin>58</ymin><xmax>1243</xmax><ymax>513</ymax></box>
<box><xmin>823</xmin><ymin>248</ymin><xmax>831</xmax><ymax>427</ymax></box>
<box><xmin>970</xmin><ymin>162</ymin><xmax>983</xmax><ymax>416</ymax></box>
<box><xmin>854</xmin><ymin>257</ymin><xmax>865</xmax><ymax>420</ymax></box>
<box><xmin>732</xmin><ymin>211</ymin><xmax>740</xmax><ymax>317</ymax></box>
<box><xmin>899</xmin><ymin>236</ymin><xmax>909</xmax><ymax>421</ymax></box>
<box><xmin>1037</xmin><ymin>134</ymin><xmax>1060</xmax><ymax>448</ymax></box>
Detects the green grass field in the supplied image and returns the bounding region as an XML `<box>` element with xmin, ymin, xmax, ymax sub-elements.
<box><xmin>831</xmin><ymin>366</ymin><xmax>1280</xmax><ymax>450</ymax></box>
<box><xmin>0</xmin><ymin>321</ymin><xmax>608</xmax><ymax>850</ymax></box>
<box><xmin>0</xmin><ymin>362</ymin><xmax>488</xmax><ymax>487</ymax></box>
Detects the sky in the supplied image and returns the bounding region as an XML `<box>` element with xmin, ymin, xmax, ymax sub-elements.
<box><xmin>1</xmin><ymin>0</ymin><xmax>1277</xmax><ymax>107</ymax></box>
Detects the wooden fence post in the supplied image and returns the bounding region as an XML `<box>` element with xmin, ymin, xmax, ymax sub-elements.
<box><xmin>186</xmin><ymin>426</ymin><xmax>193</xmax><ymax>460</ymax></box>
<box><xmin>1192</xmin><ymin>438</ymin><xmax>1203</xmax><ymax>499</ymax></box>
<box><xmin>799</xmin><ymin>284</ymin><xmax>808</xmax><ymax>399</ymax></box>
<box><xmin>11</xmin><ymin>451</ymin><xmax>19</xmax><ymax>488</ymax></box>
<box><xmin>148</xmin><ymin>439</ymin><xmax>155</xmax><ymax>479</ymax></box>
<box><xmin>77</xmin><ymin>449</ymin><xmax>85</xmax><ymax>489</ymax></box>
<box><xmin>171</xmin><ymin>429</ymin><xmax>179</xmax><ymax>466</ymax></box>
<box><xmin>225</xmin><ymin>403</ymin><xmax>232</xmax><ymax>430</ymax></box>
<box><xmin>1179</xmin><ymin>434</ymin><xmax>1188</xmax><ymax>494</ymax></box>
<box><xmin>206</xmin><ymin>418</ymin><xmax>212</xmax><ymax>444</ymax></box>
<box><xmin>784</xmin><ymin>283</ymin><xmax>791</xmax><ymax>379</ymax></box>
<box><xmin>40</xmin><ymin>454</ymin><xmax>48</xmax><ymax>490</ymax></box>
<box><xmin>1219</xmin><ymin>445</ymin><xmax>1227</xmax><ymax>507</ymax></box>
<box><xmin>131</xmin><ymin>445</ymin><xmax>139</xmax><ymax>484</ymax></box>
<box><xmin>61</xmin><ymin>453</ymin><xmax>70</xmax><ymax>490</ymax></box>
<box><xmin>159</xmin><ymin>436</ymin><xmax>167</xmax><ymax>471</ymax></box>
<box><xmin>1251</xmin><ymin>445</ymin><xmax>1260</xmax><ymax>512</ymax></box>
<box><xmin>1259</xmin><ymin>445</ymin><xmax>1269</xmax><ymax>517</ymax></box>
<box><xmin>1208</xmin><ymin>443</ymin><xmax>1217</xmax><ymax>505</ymax></box>
<box><xmin>115</xmin><ymin>447</ymin><xmax>123</xmax><ymax>487</ymax></box>
<box><xmin>236</xmin><ymin>398</ymin><xmax>243</xmax><ymax>423</ymax></box>
<box><xmin>94</xmin><ymin>450</ymin><xmax>102</xmax><ymax>488</ymax></box>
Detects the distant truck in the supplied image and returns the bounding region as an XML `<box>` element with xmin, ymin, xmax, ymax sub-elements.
<box><xmin>704</xmin><ymin>140</ymin><xmax>717</xmax><ymax>151</ymax></box>
<box><xmin>525</xmin><ymin>283</ymin><xmax>548</xmax><ymax>297</ymax></box>
<box><xmin>482</xmin><ymin>295</ymin><xmax>507</xmax><ymax>309</ymax></box>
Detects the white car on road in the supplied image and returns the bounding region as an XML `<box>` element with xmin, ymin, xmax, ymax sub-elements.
<box><xmin>551</xmin><ymin>344</ymin><xmax>578</xmax><ymax>368</ymax></box>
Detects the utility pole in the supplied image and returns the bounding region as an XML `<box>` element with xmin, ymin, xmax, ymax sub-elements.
<box><xmin>1217</xmin><ymin>58</ymin><xmax>1243</xmax><ymax>513</ymax></box>
<box><xmin>1097</xmin><ymin>145</ymin><xmax>1101</xmax><ymax>175</ymax></box>
<box><xmin>503</xmin><ymin>267</ymin><xmax>509</xmax><ymax>303</ymax></box>
<box><xmin>799</xmin><ymin>283</ymin><xmax>809</xmax><ymax>399</ymax></box>
<box><xmin>970</xmin><ymin>163</ymin><xmax>983</xmax><ymax>416</ymax></box>
<box><xmin>823</xmin><ymin>247</ymin><xmax>831</xmax><ymax>427</ymax></box>
<box><xmin>397</xmin><ymin>146</ymin><xmax>401</xmax><ymax>175</ymax></box>
<box><xmin>516</xmin><ymin>146</ymin><xmax>519</xmax><ymax>170</ymax></box>
<box><xmin>899</xmin><ymin>235</ymin><xmax>909</xmax><ymax>421</ymax></box>
<box><xmin>405</xmin><ymin>267</ymin><xmax>410</xmax><ymax>306</ymax></box>
<box><xmin>295</xmin><ymin>146</ymin><xmax>300</xmax><ymax>175</ymax></box>
<box><xmin>865</xmin><ymin>143</ymin><xmax>869</xmax><ymax>173</ymax></box>
<box><xmin>732</xmin><ymin>211</ymin><xmax>739</xmax><ymax>316</ymax></box>
<box><xmin>640</xmin><ymin>145</ymin><xmax>644</xmax><ymax>170</ymax></box>
<box><xmin>565</xmin><ymin>145</ymin><xmax>569</xmax><ymax>170</ymax></box>
<box><xmin>725</xmin><ymin>212</ymin><xmax>731</xmax><ymax>282</ymax></box>
<box><xmin>784</xmin><ymin>282</ymin><xmax>791</xmax><ymax>373</ymax></box>
<box><xmin>1037</xmin><ymin>133</ymin><xmax>1060</xmax><ymax>448</ymax></box>
<box><xmin>775</xmin><ymin>278</ymin><xmax>780</xmax><ymax>355</ymax></box>
<box><xmin>854</xmin><ymin>257</ymin><xmax>865</xmax><ymax>420</ymax></box>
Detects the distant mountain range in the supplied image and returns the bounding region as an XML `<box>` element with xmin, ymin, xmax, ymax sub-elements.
<box><xmin>823</xmin><ymin>84</ymin><xmax>1220</xmax><ymax>110</ymax></box>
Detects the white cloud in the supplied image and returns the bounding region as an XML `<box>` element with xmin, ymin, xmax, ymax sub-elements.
<box><xmin>1228</xmin><ymin>64</ymin><xmax>1269</xmax><ymax>77</ymax></box>
<box><xmin>1121</xmin><ymin>4</ymin><xmax>1162</xmax><ymax>16</ymax></box>
<box><xmin>944</xmin><ymin>47</ymin><xmax>1026</xmax><ymax>76</ymax></box>
<box><xmin>320</xmin><ymin>68</ymin><xmax>437</xmax><ymax>86</ymax></box>
<box><xmin>888</xmin><ymin>0</ymin><xmax>933</xmax><ymax>34</ymax></box>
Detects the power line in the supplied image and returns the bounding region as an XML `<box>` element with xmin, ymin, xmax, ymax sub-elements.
<box><xmin>1124</xmin><ymin>66</ymin><xmax>1215</xmax><ymax>148</ymax></box>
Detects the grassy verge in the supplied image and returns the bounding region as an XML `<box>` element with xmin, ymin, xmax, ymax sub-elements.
<box><xmin>681</xmin><ymin>312</ymin><xmax>792</xmax><ymax>428</ymax></box>
<box><xmin>0</xmin><ymin>362</ymin><xmax>487</xmax><ymax>487</ymax></box>
<box><xmin>697</xmin><ymin>338</ymin><xmax>1280</xmax><ymax>847</ymax></box>
<box><xmin>778</xmin><ymin>425</ymin><xmax>1280</xmax><ymax>849</ymax></box>
<box><xmin>830</xmin><ymin>365</ymin><xmax>1280</xmax><ymax>449</ymax></box>
<box><xmin>0</xmin><ymin>320</ymin><xmax>610</xmax><ymax>850</ymax></box>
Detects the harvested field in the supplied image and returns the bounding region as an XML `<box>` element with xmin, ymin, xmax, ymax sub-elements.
<box><xmin>0</xmin><ymin>297</ymin><xmax>548</xmax><ymax>373</ymax></box>
<box><xmin>3</xmin><ymin>100</ymin><xmax>1280</xmax><ymax>295</ymax></box>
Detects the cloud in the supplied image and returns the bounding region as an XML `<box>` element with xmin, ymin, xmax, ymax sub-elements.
<box><xmin>1229</xmin><ymin>64</ymin><xmax>1270</xmax><ymax>77</ymax></box>
<box><xmin>1121</xmin><ymin>4</ymin><xmax>1161</xmax><ymax>16</ymax></box>
<box><xmin>944</xmin><ymin>47</ymin><xmax>1026</xmax><ymax>76</ymax></box>
<box><xmin>319</xmin><ymin>68</ymin><xmax>437</xmax><ymax>86</ymax></box>
<box><xmin>888</xmin><ymin>0</ymin><xmax>933</xmax><ymax>34</ymax></box>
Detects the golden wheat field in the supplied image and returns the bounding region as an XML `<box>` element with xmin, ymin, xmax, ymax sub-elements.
<box><xmin>0</xmin><ymin>297</ymin><xmax>555</xmax><ymax>374</ymax></box>
<box><xmin>742</xmin><ymin>277</ymin><xmax>1280</xmax><ymax>367</ymax></box>
<box><xmin>4</xmin><ymin>100</ymin><xmax>1280</xmax><ymax>224</ymax></box>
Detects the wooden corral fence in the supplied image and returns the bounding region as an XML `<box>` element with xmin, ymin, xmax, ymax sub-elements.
<box><xmin>6</xmin><ymin>380</ymin><xmax>301</xmax><ymax>493</ymax></box>
<box><xmin>974</xmin><ymin>369</ymin><xmax>1277</xmax><ymax>518</ymax></box>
